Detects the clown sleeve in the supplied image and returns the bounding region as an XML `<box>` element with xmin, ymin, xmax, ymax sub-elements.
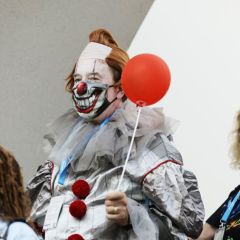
<box><xmin>142</xmin><ymin>158</ymin><xmax>205</xmax><ymax>238</ymax></box>
<box><xmin>27</xmin><ymin>160</ymin><xmax>53</xmax><ymax>227</ymax></box>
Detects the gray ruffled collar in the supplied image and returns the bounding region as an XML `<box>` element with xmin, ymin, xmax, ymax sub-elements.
<box><xmin>43</xmin><ymin>101</ymin><xmax>179</xmax><ymax>173</ymax></box>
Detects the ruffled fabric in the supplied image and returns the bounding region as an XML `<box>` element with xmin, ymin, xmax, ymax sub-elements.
<box><xmin>43</xmin><ymin>101</ymin><xmax>179</xmax><ymax>173</ymax></box>
<box><xmin>142</xmin><ymin>163</ymin><xmax>204</xmax><ymax>239</ymax></box>
<box><xmin>127</xmin><ymin>198</ymin><xmax>159</xmax><ymax>239</ymax></box>
<box><xmin>27</xmin><ymin>160</ymin><xmax>53</xmax><ymax>226</ymax></box>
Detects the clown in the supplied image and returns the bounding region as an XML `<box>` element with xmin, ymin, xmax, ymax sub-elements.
<box><xmin>71</xmin><ymin>43</ymin><xmax>124</xmax><ymax>122</ymax></box>
<box><xmin>27</xmin><ymin>29</ymin><xmax>204</xmax><ymax>240</ymax></box>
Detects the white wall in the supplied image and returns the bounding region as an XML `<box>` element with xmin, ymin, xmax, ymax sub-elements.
<box><xmin>128</xmin><ymin>0</ymin><xmax>240</xmax><ymax>217</ymax></box>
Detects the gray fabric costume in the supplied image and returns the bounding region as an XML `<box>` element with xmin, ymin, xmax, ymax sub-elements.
<box><xmin>27</xmin><ymin>102</ymin><xmax>204</xmax><ymax>240</ymax></box>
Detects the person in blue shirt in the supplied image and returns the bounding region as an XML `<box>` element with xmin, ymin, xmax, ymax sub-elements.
<box><xmin>197</xmin><ymin>110</ymin><xmax>240</xmax><ymax>240</ymax></box>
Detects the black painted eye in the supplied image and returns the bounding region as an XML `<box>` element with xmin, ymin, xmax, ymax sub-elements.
<box><xmin>90</xmin><ymin>77</ymin><xmax>99</xmax><ymax>81</ymax></box>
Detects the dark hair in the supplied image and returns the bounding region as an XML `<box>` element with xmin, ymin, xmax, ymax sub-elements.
<box><xmin>0</xmin><ymin>145</ymin><xmax>32</xmax><ymax>222</ymax></box>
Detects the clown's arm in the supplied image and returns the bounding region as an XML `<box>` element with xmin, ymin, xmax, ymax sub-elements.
<box><xmin>142</xmin><ymin>155</ymin><xmax>205</xmax><ymax>238</ymax></box>
<box><xmin>27</xmin><ymin>160</ymin><xmax>53</xmax><ymax>229</ymax></box>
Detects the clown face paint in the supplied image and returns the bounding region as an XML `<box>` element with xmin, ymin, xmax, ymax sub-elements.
<box><xmin>72</xmin><ymin>58</ymin><xmax>117</xmax><ymax>120</ymax></box>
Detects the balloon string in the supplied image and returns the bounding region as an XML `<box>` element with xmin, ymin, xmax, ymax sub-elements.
<box><xmin>117</xmin><ymin>106</ymin><xmax>142</xmax><ymax>191</ymax></box>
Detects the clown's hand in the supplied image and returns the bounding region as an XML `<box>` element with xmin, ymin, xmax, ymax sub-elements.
<box><xmin>105</xmin><ymin>191</ymin><xmax>129</xmax><ymax>226</ymax></box>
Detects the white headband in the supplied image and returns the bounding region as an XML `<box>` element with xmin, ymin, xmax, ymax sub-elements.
<box><xmin>78</xmin><ymin>42</ymin><xmax>112</xmax><ymax>60</ymax></box>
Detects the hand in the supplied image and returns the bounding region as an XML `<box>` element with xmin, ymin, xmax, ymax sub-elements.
<box><xmin>105</xmin><ymin>191</ymin><xmax>129</xmax><ymax>226</ymax></box>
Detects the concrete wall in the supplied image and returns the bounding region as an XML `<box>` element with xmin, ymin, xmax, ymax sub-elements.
<box><xmin>0</xmin><ymin>0</ymin><xmax>153</xmax><ymax>183</ymax></box>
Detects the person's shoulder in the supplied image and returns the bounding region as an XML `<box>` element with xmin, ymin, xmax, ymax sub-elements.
<box><xmin>0</xmin><ymin>219</ymin><xmax>8</xmax><ymax>238</ymax></box>
<box><xmin>228</xmin><ymin>185</ymin><xmax>240</xmax><ymax>197</ymax></box>
<box><xmin>8</xmin><ymin>220</ymin><xmax>26</xmax><ymax>226</ymax></box>
<box><xmin>234</xmin><ymin>184</ymin><xmax>240</xmax><ymax>191</ymax></box>
<box><xmin>7</xmin><ymin>221</ymin><xmax>39</xmax><ymax>239</ymax></box>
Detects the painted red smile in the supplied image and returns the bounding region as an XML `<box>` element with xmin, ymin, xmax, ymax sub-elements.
<box><xmin>73</xmin><ymin>91</ymin><xmax>101</xmax><ymax>113</ymax></box>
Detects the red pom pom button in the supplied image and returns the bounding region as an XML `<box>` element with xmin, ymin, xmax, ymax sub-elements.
<box><xmin>68</xmin><ymin>233</ymin><xmax>84</xmax><ymax>240</ymax></box>
<box><xmin>72</xmin><ymin>179</ymin><xmax>90</xmax><ymax>199</ymax></box>
<box><xmin>69</xmin><ymin>200</ymin><xmax>87</xmax><ymax>219</ymax></box>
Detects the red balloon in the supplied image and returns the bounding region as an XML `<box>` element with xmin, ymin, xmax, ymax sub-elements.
<box><xmin>121</xmin><ymin>54</ymin><xmax>171</xmax><ymax>106</ymax></box>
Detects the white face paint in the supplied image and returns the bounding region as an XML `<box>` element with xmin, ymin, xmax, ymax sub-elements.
<box><xmin>72</xmin><ymin>58</ymin><xmax>117</xmax><ymax>120</ymax></box>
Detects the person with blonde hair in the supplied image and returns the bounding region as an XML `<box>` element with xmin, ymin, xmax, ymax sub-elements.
<box><xmin>27</xmin><ymin>28</ymin><xmax>204</xmax><ymax>240</ymax></box>
<box><xmin>196</xmin><ymin>111</ymin><xmax>240</xmax><ymax>240</ymax></box>
<box><xmin>0</xmin><ymin>145</ymin><xmax>40</xmax><ymax>239</ymax></box>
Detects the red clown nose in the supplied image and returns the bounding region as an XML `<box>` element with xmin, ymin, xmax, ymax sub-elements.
<box><xmin>77</xmin><ymin>82</ymin><xmax>87</xmax><ymax>95</ymax></box>
<box><xmin>68</xmin><ymin>234</ymin><xmax>84</xmax><ymax>240</ymax></box>
<box><xmin>72</xmin><ymin>179</ymin><xmax>90</xmax><ymax>199</ymax></box>
<box><xmin>69</xmin><ymin>200</ymin><xmax>87</xmax><ymax>219</ymax></box>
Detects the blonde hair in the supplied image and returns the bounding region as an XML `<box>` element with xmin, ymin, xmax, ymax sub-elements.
<box><xmin>65</xmin><ymin>28</ymin><xmax>129</xmax><ymax>100</ymax></box>
<box><xmin>230</xmin><ymin>111</ymin><xmax>240</xmax><ymax>169</ymax></box>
